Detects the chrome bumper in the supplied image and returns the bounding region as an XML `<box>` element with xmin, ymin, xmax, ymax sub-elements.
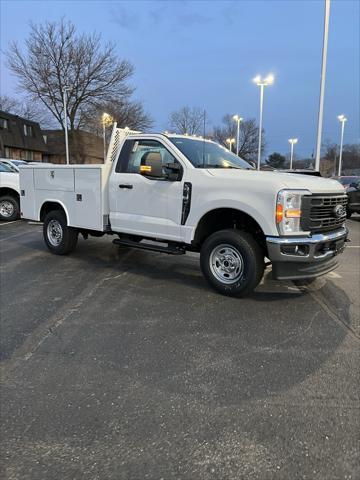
<box><xmin>266</xmin><ymin>227</ymin><xmax>348</xmax><ymax>280</ymax></box>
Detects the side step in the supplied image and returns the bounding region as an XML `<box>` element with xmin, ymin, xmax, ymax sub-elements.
<box><xmin>113</xmin><ymin>238</ymin><xmax>186</xmax><ymax>255</ymax></box>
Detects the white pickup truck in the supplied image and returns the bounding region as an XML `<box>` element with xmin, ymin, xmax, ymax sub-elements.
<box><xmin>19</xmin><ymin>126</ymin><xmax>348</xmax><ymax>296</ymax></box>
<box><xmin>0</xmin><ymin>160</ymin><xmax>20</xmax><ymax>221</ymax></box>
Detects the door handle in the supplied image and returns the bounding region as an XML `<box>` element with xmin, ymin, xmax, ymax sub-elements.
<box><xmin>119</xmin><ymin>184</ymin><xmax>133</xmax><ymax>189</ymax></box>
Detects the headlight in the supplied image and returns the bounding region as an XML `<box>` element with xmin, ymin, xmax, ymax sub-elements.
<box><xmin>276</xmin><ymin>189</ymin><xmax>310</xmax><ymax>235</ymax></box>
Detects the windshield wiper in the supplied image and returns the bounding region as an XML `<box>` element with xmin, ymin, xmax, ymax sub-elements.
<box><xmin>197</xmin><ymin>164</ymin><xmax>241</xmax><ymax>169</ymax></box>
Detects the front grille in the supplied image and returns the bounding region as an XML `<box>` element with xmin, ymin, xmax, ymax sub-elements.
<box><xmin>301</xmin><ymin>194</ymin><xmax>347</xmax><ymax>233</ymax></box>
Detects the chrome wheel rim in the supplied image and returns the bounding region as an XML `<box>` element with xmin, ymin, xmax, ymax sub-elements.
<box><xmin>47</xmin><ymin>219</ymin><xmax>63</xmax><ymax>246</ymax></box>
<box><xmin>0</xmin><ymin>200</ymin><xmax>14</xmax><ymax>218</ymax></box>
<box><xmin>209</xmin><ymin>243</ymin><xmax>244</xmax><ymax>284</ymax></box>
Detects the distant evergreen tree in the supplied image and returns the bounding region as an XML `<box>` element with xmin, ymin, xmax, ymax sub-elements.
<box><xmin>266</xmin><ymin>152</ymin><xmax>286</xmax><ymax>169</ymax></box>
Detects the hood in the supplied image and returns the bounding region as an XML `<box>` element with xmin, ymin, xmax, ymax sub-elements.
<box><xmin>206</xmin><ymin>169</ymin><xmax>345</xmax><ymax>194</ymax></box>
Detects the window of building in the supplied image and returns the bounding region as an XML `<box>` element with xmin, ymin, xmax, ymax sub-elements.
<box><xmin>4</xmin><ymin>147</ymin><xmax>11</xmax><ymax>158</ymax></box>
<box><xmin>20</xmin><ymin>150</ymin><xmax>34</xmax><ymax>161</ymax></box>
<box><xmin>23</xmin><ymin>124</ymin><xmax>33</xmax><ymax>136</ymax></box>
<box><xmin>0</xmin><ymin>118</ymin><xmax>8</xmax><ymax>129</ymax></box>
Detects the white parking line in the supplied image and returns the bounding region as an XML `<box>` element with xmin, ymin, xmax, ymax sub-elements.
<box><xmin>347</xmin><ymin>246</ymin><xmax>360</xmax><ymax>248</ymax></box>
<box><xmin>0</xmin><ymin>220</ymin><xmax>21</xmax><ymax>227</ymax></box>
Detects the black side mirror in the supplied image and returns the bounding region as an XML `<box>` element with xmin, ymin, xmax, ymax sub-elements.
<box><xmin>140</xmin><ymin>152</ymin><xmax>163</xmax><ymax>178</ymax></box>
<box><xmin>164</xmin><ymin>162</ymin><xmax>182</xmax><ymax>181</ymax></box>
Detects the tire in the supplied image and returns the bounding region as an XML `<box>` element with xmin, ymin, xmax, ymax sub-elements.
<box><xmin>43</xmin><ymin>210</ymin><xmax>78</xmax><ymax>255</ymax></box>
<box><xmin>0</xmin><ymin>195</ymin><xmax>20</xmax><ymax>221</ymax></box>
<box><xmin>346</xmin><ymin>209</ymin><xmax>352</xmax><ymax>219</ymax></box>
<box><xmin>200</xmin><ymin>229</ymin><xmax>264</xmax><ymax>297</ymax></box>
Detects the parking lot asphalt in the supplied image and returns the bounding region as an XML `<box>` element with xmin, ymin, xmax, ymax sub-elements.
<box><xmin>1</xmin><ymin>218</ymin><xmax>359</xmax><ymax>480</ymax></box>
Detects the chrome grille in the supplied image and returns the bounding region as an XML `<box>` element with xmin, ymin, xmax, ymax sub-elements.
<box><xmin>301</xmin><ymin>194</ymin><xmax>347</xmax><ymax>233</ymax></box>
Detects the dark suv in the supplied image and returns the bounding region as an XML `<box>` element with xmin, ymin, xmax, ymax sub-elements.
<box><xmin>345</xmin><ymin>177</ymin><xmax>360</xmax><ymax>218</ymax></box>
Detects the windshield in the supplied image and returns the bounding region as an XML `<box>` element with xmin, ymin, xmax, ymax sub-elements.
<box><xmin>169</xmin><ymin>137</ymin><xmax>253</xmax><ymax>169</ymax></box>
<box><xmin>0</xmin><ymin>162</ymin><xmax>15</xmax><ymax>173</ymax></box>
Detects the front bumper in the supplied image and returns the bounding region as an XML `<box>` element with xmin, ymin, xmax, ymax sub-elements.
<box><xmin>266</xmin><ymin>226</ymin><xmax>348</xmax><ymax>280</ymax></box>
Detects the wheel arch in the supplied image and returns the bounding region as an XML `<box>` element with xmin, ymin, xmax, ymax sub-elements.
<box><xmin>39</xmin><ymin>200</ymin><xmax>69</xmax><ymax>224</ymax></box>
<box><xmin>193</xmin><ymin>207</ymin><xmax>267</xmax><ymax>252</ymax></box>
<box><xmin>0</xmin><ymin>187</ymin><xmax>20</xmax><ymax>200</ymax></box>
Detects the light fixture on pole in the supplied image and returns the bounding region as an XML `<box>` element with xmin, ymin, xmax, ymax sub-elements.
<box><xmin>62</xmin><ymin>86</ymin><xmax>70</xmax><ymax>165</ymax></box>
<box><xmin>288</xmin><ymin>138</ymin><xmax>298</xmax><ymax>170</ymax></box>
<box><xmin>337</xmin><ymin>114</ymin><xmax>347</xmax><ymax>176</ymax></box>
<box><xmin>315</xmin><ymin>0</ymin><xmax>331</xmax><ymax>172</ymax></box>
<box><xmin>226</xmin><ymin>137</ymin><xmax>235</xmax><ymax>152</ymax></box>
<box><xmin>253</xmin><ymin>74</ymin><xmax>274</xmax><ymax>170</ymax></box>
<box><xmin>102</xmin><ymin>112</ymin><xmax>113</xmax><ymax>161</ymax></box>
<box><xmin>232</xmin><ymin>114</ymin><xmax>243</xmax><ymax>155</ymax></box>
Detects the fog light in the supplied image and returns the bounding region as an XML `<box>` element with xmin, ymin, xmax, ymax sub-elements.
<box><xmin>281</xmin><ymin>244</ymin><xmax>309</xmax><ymax>256</ymax></box>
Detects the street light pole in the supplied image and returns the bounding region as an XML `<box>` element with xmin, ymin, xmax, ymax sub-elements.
<box><xmin>337</xmin><ymin>114</ymin><xmax>347</xmax><ymax>176</ymax></box>
<box><xmin>288</xmin><ymin>138</ymin><xmax>298</xmax><ymax>169</ymax></box>
<box><xmin>102</xmin><ymin>113</ymin><xmax>113</xmax><ymax>162</ymax></box>
<box><xmin>233</xmin><ymin>115</ymin><xmax>243</xmax><ymax>156</ymax></box>
<box><xmin>226</xmin><ymin>138</ymin><xmax>235</xmax><ymax>152</ymax></box>
<box><xmin>253</xmin><ymin>74</ymin><xmax>274</xmax><ymax>170</ymax></box>
<box><xmin>62</xmin><ymin>86</ymin><xmax>70</xmax><ymax>165</ymax></box>
<box><xmin>257</xmin><ymin>84</ymin><xmax>264</xmax><ymax>170</ymax></box>
<box><xmin>315</xmin><ymin>0</ymin><xmax>331</xmax><ymax>172</ymax></box>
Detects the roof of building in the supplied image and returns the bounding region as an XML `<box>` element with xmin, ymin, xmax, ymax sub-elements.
<box><xmin>0</xmin><ymin>109</ymin><xmax>48</xmax><ymax>153</ymax></box>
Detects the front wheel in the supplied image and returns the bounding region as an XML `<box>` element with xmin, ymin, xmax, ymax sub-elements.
<box><xmin>346</xmin><ymin>209</ymin><xmax>352</xmax><ymax>219</ymax></box>
<box><xmin>200</xmin><ymin>229</ymin><xmax>264</xmax><ymax>297</ymax></box>
<box><xmin>43</xmin><ymin>210</ymin><xmax>78</xmax><ymax>255</ymax></box>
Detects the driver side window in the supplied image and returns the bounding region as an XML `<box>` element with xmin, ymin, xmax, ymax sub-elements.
<box><xmin>116</xmin><ymin>139</ymin><xmax>178</xmax><ymax>175</ymax></box>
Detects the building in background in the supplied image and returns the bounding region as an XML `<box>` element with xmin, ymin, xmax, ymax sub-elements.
<box><xmin>0</xmin><ymin>110</ymin><xmax>47</xmax><ymax>161</ymax></box>
<box><xmin>43</xmin><ymin>130</ymin><xmax>103</xmax><ymax>164</ymax></box>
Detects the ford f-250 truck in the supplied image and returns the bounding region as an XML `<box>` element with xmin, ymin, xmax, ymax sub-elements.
<box><xmin>19</xmin><ymin>126</ymin><xmax>348</xmax><ymax>296</ymax></box>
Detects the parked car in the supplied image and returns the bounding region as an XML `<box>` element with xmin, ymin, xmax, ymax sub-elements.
<box><xmin>346</xmin><ymin>177</ymin><xmax>360</xmax><ymax>218</ymax></box>
<box><xmin>19</xmin><ymin>127</ymin><xmax>348</xmax><ymax>297</ymax></box>
<box><xmin>333</xmin><ymin>175</ymin><xmax>359</xmax><ymax>189</ymax></box>
<box><xmin>0</xmin><ymin>162</ymin><xmax>20</xmax><ymax>221</ymax></box>
<box><xmin>0</xmin><ymin>158</ymin><xmax>28</xmax><ymax>172</ymax></box>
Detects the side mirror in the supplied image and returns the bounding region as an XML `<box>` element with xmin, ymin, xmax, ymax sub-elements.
<box><xmin>140</xmin><ymin>152</ymin><xmax>163</xmax><ymax>178</ymax></box>
<box><xmin>164</xmin><ymin>162</ymin><xmax>182</xmax><ymax>181</ymax></box>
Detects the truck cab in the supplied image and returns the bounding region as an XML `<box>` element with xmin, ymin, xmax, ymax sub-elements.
<box><xmin>19</xmin><ymin>126</ymin><xmax>348</xmax><ymax>297</ymax></box>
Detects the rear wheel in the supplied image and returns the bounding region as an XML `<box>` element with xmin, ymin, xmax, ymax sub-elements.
<box><xmin>0</xmin><ymin>195</ymin><xmax>19</xmax><ymax>221</ymax></box>
<box><xmin>43</xmin><ymin>210</ymin><xmax>78</xmax><ymax>255</ymax></box>
<box><xmin>200</xmin><ymin>229</ymin><xmax>264</xmax><ymax>297</ymax></box>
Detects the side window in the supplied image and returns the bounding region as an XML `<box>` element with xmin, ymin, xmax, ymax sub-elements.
<box><xmin>116</xmin><ymin>139</ymin><xmax>179</xmax><ymax>175</ymax></box>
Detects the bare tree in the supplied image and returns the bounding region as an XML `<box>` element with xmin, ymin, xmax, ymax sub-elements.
<box><xmin>0</xmin><ymin>94</ymin><xmax>52</xmax><ymax>127</ymax></box>
<box><xmin>169</xmin><ymin>107</ymin><xmax>205</xmax><ymax>135</ymax></box>
<box><xmin>6</xmin><ymin>18</ymin><xmax>135</xmax><ymax>131</ymax></box>
<box><xmin>212</xmin><ymin>115</ymin><xmax>265</xmax><ymax>162</ymax></box>
<box><xmin>84</xmin><ymin>99</ymin><xmax>153</xmax><ymax>136</ymax></box>
<box><xmin>0</xmin><ymin>94</ymin><xmax>17</xmax><ymax>112</ymax></box>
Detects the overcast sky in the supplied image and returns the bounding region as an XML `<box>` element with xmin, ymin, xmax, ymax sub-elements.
<box><xmin>0</xmin><ymin>0</ymin><xmax>359</xmax><ymax>157</ymax></box>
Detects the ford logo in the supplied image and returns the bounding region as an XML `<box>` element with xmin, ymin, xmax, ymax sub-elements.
<box><xmin>333</xmin><ymin>204</ymin><xmax>345</xmax><ymax>218</ymax></box>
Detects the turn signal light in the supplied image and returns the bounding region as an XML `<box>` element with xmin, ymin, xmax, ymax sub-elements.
<box><xmin>285</xmin><ymin>208</ymin><xmax>301</xmax><ymax>218</ymax></box>
<box><xmin>140</xmin><ymin>165</ymin><xmax>152</xmax><ymax>173</ymax></box>
<box><xmin>276</xmin><ymin>204</ymin><xmax>283</xmax><ymax>223</ymax></box>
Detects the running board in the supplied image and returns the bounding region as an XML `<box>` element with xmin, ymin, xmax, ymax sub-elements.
<box><xmin>113</xmin><ymin>238</ymin><xmax>186</xmax><ymax>255</ymax></box>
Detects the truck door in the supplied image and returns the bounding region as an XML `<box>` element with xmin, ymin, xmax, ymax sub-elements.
<box><xmin>109</xmin><ymin>138</ymin><xmax>184</xmax><ymax>241</ymax></box>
